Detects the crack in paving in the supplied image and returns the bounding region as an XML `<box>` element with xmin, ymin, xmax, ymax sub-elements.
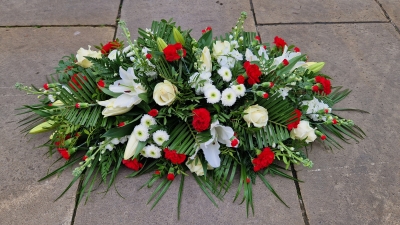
<box><xmin>291</xmin><ymin>164</ymin><xmax>310</xmax><ymax>225</ymax></box>
<box><xmin>113</xmin><ymin>0</ymin><xmax>125</xmax><ymax>39</ymax></box>
<box><xmin>374</xmin><ymin>0</ymin><xmax>400</xmax><ymax>35</ymax></box>
<box><xmin>257</xmin><ymin>21</ymin><xmax>389</xmax><ymax>26</ymax></box>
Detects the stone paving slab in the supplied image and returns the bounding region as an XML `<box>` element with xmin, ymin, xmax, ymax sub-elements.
<box><xmin>116</xmin><ymin>0</ymin><xmax>256</xmax><ymax>40</ymax></box>
<box><xmin>0</xmin><ymin>27</ymin><xmax>114</xmax><ymax>225</ymax></box>
<box><xmin>259</xmin><ymin>23</ymin><xmax>400</xmax><ymax>224</ymax></box>
<box><xmin>0</xmin><ymin>27</ymin><xmax>114</xmax><ymax>88</ymax></box>
<box><xmin>74</xmin><ymin>168</ymin><xmax>304</xmax><ymax>224</ymax></box>
<box><xmin>0</xmin><ymin>0</ymin><xmax>120</xmax><ymax>26</ymax></box>
<box><xmin>379</xmin><ymin>0</ymin><xmax>400</xmax><ymax>26</ymax></box>
<box><xmin>253</xmin><ymin>0</ymin><xmax>386</xmax><ymax>23</ymax></box>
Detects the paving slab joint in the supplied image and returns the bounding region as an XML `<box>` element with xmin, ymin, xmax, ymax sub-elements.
<box><xmin>256</xmin><ymin>21</ymin><xmax>390</xmax><ymax>26</ymax></box>
<box><xmin>0</xmin><ymin>25</ymin><xmax>116</xmax><ymax>29</ymax></box>
<box><xmin>70</xmin><ymin>176</ymin><xmax>85</xmax><ymax>225</ymax></box>
<box><xmin>113</xmin><ymin>0</ymin><xmax>125</xmax><ymax>39</ymax></box>
<box><xmin>291</xmin><ymin>164</ymin><xmax>310</xmax><ymax>225</ymax></box>
<box><xmin>374</xmin><ymin>0</ymin><xmax>400</xmax><ymax>34</ymax></box>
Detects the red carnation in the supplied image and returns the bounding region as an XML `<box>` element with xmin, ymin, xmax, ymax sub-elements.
<box><xmin>192</xmin><ymin>108</ymin><xmax>211</xmax><ymax>132</ymax></box>
<box><xmin>118</xmin><ymin>122</ymin><xmax>125</xmax><ymax>127</ymax></box>
<box><xmin>282</xmin><ymin>59</ymin><xmax>289</xmax><ymax>66</ymax></box>
<box><xmin>167</xmin><ymin>173</ymin><xmax>175</xmax><ymax>181</ymax></box>
<box><xmin>312</xmin><ymin>85</ymin><xmax>319</xmax><ymax>92</ymax></box>
<box><xmin>255</xmin><ymin>36</ymin><xmax>261</xmax><ymax>42</ymax></box>
<box><xmin>273</xmin><ymin>36</ymin><xmax>286</xmax><ymax>48</ymax></box>
<box><xmin>122</xmin><ymin>159</ymin><xmax>143</xmax><ymax>171</ymax></box>
<box><xmin>97</xmin><ymin>79</ymin><xmax>105</xmax><ymax>88</ymax></box>
<box><xmin>163</xmin><ymin>43</ymin><xmax>186</xmax><ymax>62</ymax></box>
<box><xmin>253</xmin><ymin>147</ymin><xmax>274</xmax><ymax>172</ymax></box>
<box><xmin>146</xmin><ymin>53</ymin><xmax>152</xmax><ymax>60</ymax></box>
<box><xmin>164</xmin><ymin>148</ymin><xmax>186</xmax><ymax>164</ymax></box>
<box><xmin>57</xmin><ymin>148</ymin><xmax>70</xmax><ymax>160</ymax></box>
<box><xmin>263</xmin><ymin>93</ymin><xmax>269</xmax><ymax>99</ymax></box>
<box><xmin>83</xmin><ymin>155</ymin><xmax>88</xmax><ymax>161</ymax></box>
<box><xmin>314</xmin><ymin>76</ymin><xmax>332</xmax><ymax>95</ymax></box>
<box><xmin>43</xmin><ymin>83</ymin><xmax>49</xmax><ymax>90</ymax></box>
<box><xmin>101</xmin><ymin>41</ymin><xmax>120</xmax><ymax>54</ymax></box>
<box><xmin>148</xmin><ymin>109</ymin><xmax>158</xmax><ymax>117</ymax></box>
<box><xmin>246</xmin><ymin>177</ymin><xmax>251</xmax><ymax>183</ymax></box>
<box><xmin>294</xmin><ymin>47</ymin><xmax>300</xmax><ymax>52</ymax></box>
<box><xmin>236</xmin><ymin>75</ymin><xmax>245</xmax><ymax>84</ymax></box>
<box><xmin>287</xmin><ymin>109</ymin><xmax>302</xmax><ymax>130</ymax></box>
<box><xmin>243</xmin><ymin>61</ymin><xmax>262</xmax><ymax>85</ymax></box>
<box><xmin>155</xmin><ymin>170</ymin><xmax>161</xmax><ymax>175</ymax></box>
<box><xmin>321</xmin><ymin>135</ymin><xmax>327</xmax><ymax>140</ymax></box>
<box><xmin>332</xmin><ymin>119</ymin><xmax>338</xmax><ymax>124</ymax></box>
<box><xmin>263</xmin><ymin>45</ymin><xmax>267</xmax><ymax>50</ymax></box>
<box><xmin>231</xmin><ymin>139</ymin><xmax>239</xmax><ymax>147</ymax></box>
<box><xmin>69</xmin><ymin>74</ymin><xmax>88</xmax><ymax>91</ymax></box>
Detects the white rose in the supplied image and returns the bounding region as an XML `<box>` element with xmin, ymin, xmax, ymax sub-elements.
<box><xmin>153</xmin><ymin>80</ymin><xmax>178</xmax><ymax>106</ymax></box>
<box><xmin>185</xmin><ymin>156</ymin><xmax>213</xmax><ymax>176</ymax></box>
<box><xmin>97</xmin><ymin>98</ymin><xmax>133</xmax><ymax>117</ymax></box>
<box><xmin>290</xmin><ymin>120</ymin><xmax>317</xmax><ymax>143</ymax></box>
<box><xmin>243</xmin><ymin>104</ymin><xmax>268</xmax><ymax>127</ymax></box>
<box><xmin>212</xmin><ymin>40</ymin><xmax>230</xmax><ymax>58</ymax></box>
<box><xmin>200</xmin><ymin>46</ymin><xmax>212</xmax><ymax>73</ymax></box>
<box><xmin>76</xmin><ymin>45</ymin><xmax>102</xmax><ymax>68</ymax></box>
<box><xmin>124</xmin><ymin>131</ymin><xmax>139</xmax><ymax>160</ymax></box>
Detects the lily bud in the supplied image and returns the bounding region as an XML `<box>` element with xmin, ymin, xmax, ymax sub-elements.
<box><xmin>156</xmin><ymin>37</ymin><xmax>167</xmax><ymax>51</ymax></box>
<box><xmin>124</xmin><ymin>131</ymin><xmax>140</xmax><ymax>159</ymax></box>
<box><xmin>172</xmin><ymin>27</ymin><xmax>185</xmax><ymax>45</ymax></box>
<box><xmin>52</xmin><ymin>100</ymin><xmax>64</xmax><ymax>107</ymax></box>
<box><xmin>29</xmin><ymin>120</ymin><xmax>58</xmax><ymax>134</ymax></box>
<box><xmin>303</xmin><ymin>62</ymin><xmax>325</xmax><ymax>73</ymax></box>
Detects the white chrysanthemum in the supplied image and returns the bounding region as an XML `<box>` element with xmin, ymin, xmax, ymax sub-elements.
<box><xmin>141</xmin><ymin>114</ymin><xmax>156</xmax><ymax>128</ymax></box>
<box><xmin>133</xmin><ymin>124</ymin><xmax>149</xmax><ymax>141</ymax></box>
<box><xmin>204</xmin><ymin>88</ymin><xmax>221</xmax><ymax>104</ymax></box>
<box><xmin>221</xmin><ymin>88</ymin><xmax>237</xmax><ymax>106</ymax></box>
<box><xmin>218</xmin><ymin>67</ymin><xmax>232</xmax><ymax>82</ymax></box>
<box><xmin>232</xmin><ymin>84</ymin><xmax>246</xmax><ymax>97</ymax></box>
<box><xmin>152</xmin><ymin>130</ymin><xmax>170</xmax><ymax>146</ymax></box>
<box><xmin>110</xmin><ymin>138</ymin><xmax>120</xmax><ymax>145</ymax></box>
<box><xmin>141</xmin><ymin>144</ymin><xmax>162</xmax><ymax>158</ymax></box>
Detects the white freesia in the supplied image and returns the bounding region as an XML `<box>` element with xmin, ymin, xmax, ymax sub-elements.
<box><xmin>243</xmin><ymin>105</ymin><xmax>268</xmax><ymax>127</ymax></box>
<box><xmin>109</xmin><ymin>67</ymin><xmax>146</xmax><ymax>108</ymax></box>
<box><xmin>290</xmin><ymin>121</ymin><xmax>317</xmax><ymax>143</ymax></box>
<box><xmin>75</xmin><ymin>45</ymin><xmax>101</xmax><ymax>68</ymax></box>
<box><xmin>245</xmin><ymin>48</ymin><xmax>259</xmax><ymax>62</ymax></box>
<box><xmin>124</xmin><ymin>131</ymin><xmax>139</xmax><ymax>159</ymax></box>
<box><xmin>301</xmin><ymin>97</ymin><xmax>331</xmax><ymax>121</ymax></box>
<box><xmin>185</xmin><ymin>156</ymin><xmax>213</xmax><ymax>176</ymax></box>
<box><xmin>200</xmin><ymin>46</ymin><xmax>212</xmax><ymax>73</ymax></box>
<box><xmin>97</xmin><ymin>98</ymin><xmax>133</xmax><ymax>117</ymax></box>
<box><xmin>198</xmin><ymin>120</ymin><xmax>235</xmax><ymax>167</ymax></box>
<box><xmin>153</xmin><ymin>80</ymin><xmax>178</xmax><ymax>106</ymax></box>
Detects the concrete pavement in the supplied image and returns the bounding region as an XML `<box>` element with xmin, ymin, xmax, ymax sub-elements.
<box><xmin>1</xmin><ymin>0</ymin><xmax>399</xmax><ymax>224</ymax></box>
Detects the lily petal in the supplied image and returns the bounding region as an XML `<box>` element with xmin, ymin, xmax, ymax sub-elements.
<box><xmin>200</xmin><ymin>141</ymin><xmax>221</xmax><ymax>168</ymax></box>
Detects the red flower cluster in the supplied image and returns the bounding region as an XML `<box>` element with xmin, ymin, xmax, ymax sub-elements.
<box><xmin>164</xmin><ymin>148</ymin><xmax>186</xmax><ymax>164</ymax></box>
<box><xmin>243</xmin><ymin>61</ymin><xmax>262</xmax><ymax>85</ymax></box>
<box><xmin>253</xmin><ymin>147</ymin><xmax>275</xmax><ymax>172</ymax></box>
<box><xmin>287</xmin><ymin>109</ymin><xmax>302</xmax><ymax>130</ymax></box>
<box><xmin>273</xmin><ymin>36</ymin><xmax>286</xmax><ymax>49</ymax></box>
<box><xmin>122</xmin><ymin>159</ymin><xmax>143</xmax><ymax>171</ymax></box>
<box><xmin>163</xmin><ymin>43</ymin><xmax>186</xmax><ymax>62</ymax></box>
<box><xmin>201</xmin><ymin>26</ymin><xmax>212</xmax><ymax>34</ymax></box>
<box><xmin>69</xmin><ymin>74</ymin><xmax>88</xmax><ymax>91</ymax></box>
<box><xmin>57</xmin><ymin>148</ymin><xmax>70</xmax><ymax>160</ymax></box>
<box><xmin>192</xmin><ymin>108</ymin><xmax>211</xmax><ymax>132</ymax></box>
<box><xmin>101</xmin><ymin>41</ymin><xmax>120</xmax><ymax>54</ymax></box>
<box><xmin>313</xmin><ymin>76</ymin><xmax>332</xmax><ymax>95</ymax></box>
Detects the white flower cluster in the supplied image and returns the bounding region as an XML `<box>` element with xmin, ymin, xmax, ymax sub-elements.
<box><xmin>301</xmin><ymin>97</ymin><xmax>331</xmax><ymax>121</ymax></box>
<box><xmin>101</xmin><ymin>135</ymin><xmax>129</xmax><ymax>151</ymax></box>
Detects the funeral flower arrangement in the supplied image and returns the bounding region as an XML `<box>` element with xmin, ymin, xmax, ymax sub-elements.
<box><xmin>15</xmin><ymin>12</ymin><xmax>364</xmax><ymax>216</ymax></box>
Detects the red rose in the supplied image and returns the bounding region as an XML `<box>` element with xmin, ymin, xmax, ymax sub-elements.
<box><xmin>243</xmin><ymin>61</ymin><xmax>261</xmax><ymax>85</ymax></box>
<box><xmin>148</xmin><ymin>109</ymin><xmax>158</xmax><ymax>117</ymax></box>
<box><xmin>273</xmin><ymin>36</ymin><xmax>286</xmax><ymax>48</ymax></box>
<box><xmin>164</xmin><ymin>148</ymin><xmax>186</xmax><ymax>164</ymax></box>
<box><xmin>101</xmin><ymin>41</ymin><xmax>120</xmax><ymax>54</ymax></box>
<box><xmin>192</xmin><ymin>108</ymin><xmax>211</xmax><ymax>132</ymax></box>
<box><xmin>163</xmin><ymin>43</ymin><xmax>186</xmax><ymax>62</ymax></box>
<box><xmin>57</xmin><ymin>148</ymin><xmax>70</xmax><ymax>160</ymax></box>
<box><xmin>287</xmin><ymin>109</ymin><xmax>302</xmax><ymax>130</ymax></box>
<box><xmin>236</xmin><ymin>75</ymin><xmax>245</xmax><ymax>84</ymax></box>
<box><xmin>167</xmin><ymin>173</ymin><xmax>175</xmax><ymax>181</ymax></box>
<box><xmin>122</xmin><ymin>159</ymin><xmax>143</xmax><ymax>171</ymax></box>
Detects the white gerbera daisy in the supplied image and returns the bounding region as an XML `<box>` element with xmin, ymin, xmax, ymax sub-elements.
<box><xmin>231</xmin><ymin>84</ymin><xmax>246</xmax><ymax>97</ymax></box>
<box><xmin>218</xmin><ymin>67</ymin><xmax>232</xmax><ymax>82</ymax></box>
<box><xmin>152</xmin><ymin>130</ymin><xmax>170</xmax><ymax>146</ymax></box>
<box><xmin>221</xmin><ymin>88</ymin><xmax>237</xmax><ymax>106</ymax></box>
<box><xmin>144</xmin><ymin>144</ymin><xmax>162</xmax><ymax>159</ymax></box>
<box><xmin>141</xmin><ymin>114</ymin><xmax>156</xmax><ymax>128</ymax></box>
<box><xmin>204</xmin><ymin>88</ymin><xmax>221</xmax><ymax>104</ymax></box>
<box><xmin>133</xmin><ymin>124</ymin><xmax>149</xmax><ymax>141</ymax></box>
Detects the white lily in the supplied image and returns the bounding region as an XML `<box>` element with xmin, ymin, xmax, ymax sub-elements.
<box><xmin>197</xmin><ymin>120</ymin><xmax>235</xmax><ymax>168</ymax></box>
<box><xmin>124</xmin><ymin>131</ymin><xmax>140</xmax><ymax>160</ymax></box>
<box><xmin>108</xmin><ymin>67</ymin><xmax>146</xmax><ymax>108</ymax></box>
<box><xmin>272</xmin><ymin>46</ymin><xmax>305</xmax><ymax>71</ymax></box>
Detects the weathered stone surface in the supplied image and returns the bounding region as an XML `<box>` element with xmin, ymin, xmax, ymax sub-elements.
<box><xmin>117</xmin><ymin>0</ymin><xmax>256</xmax><ymax>40</ymax></box>
<box><xmin>74</xmin><ymin>168</ymin><xmax>303</xmax><ymax>224</ymax></box>
<box><xmin>0</xmin><ymin>27</ymin><xmax>114</xmax><ymax>88</ymax></box>
<box><xmin>379</xmin><ymin>0</ymin><xmax>400</xmax><ymax>26</ymax></box>
<box><xmin>0</xmin><ymin>27</ymin><xmax>114</xmax><ymax>225</ymax></box>
<box><xmin>253</xmin><ymin>0</ymin><xmax>386</xmax><ymax>23</ymax></box>
<box><xmin>259</xmin><ymin>23</ymin><xmax>400</xmax><ymax>224</ymax></box>
<box><xmin>0</xmin><ymin>0</ymin><xmax>120</xmax><ymax>26</ymax></box>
